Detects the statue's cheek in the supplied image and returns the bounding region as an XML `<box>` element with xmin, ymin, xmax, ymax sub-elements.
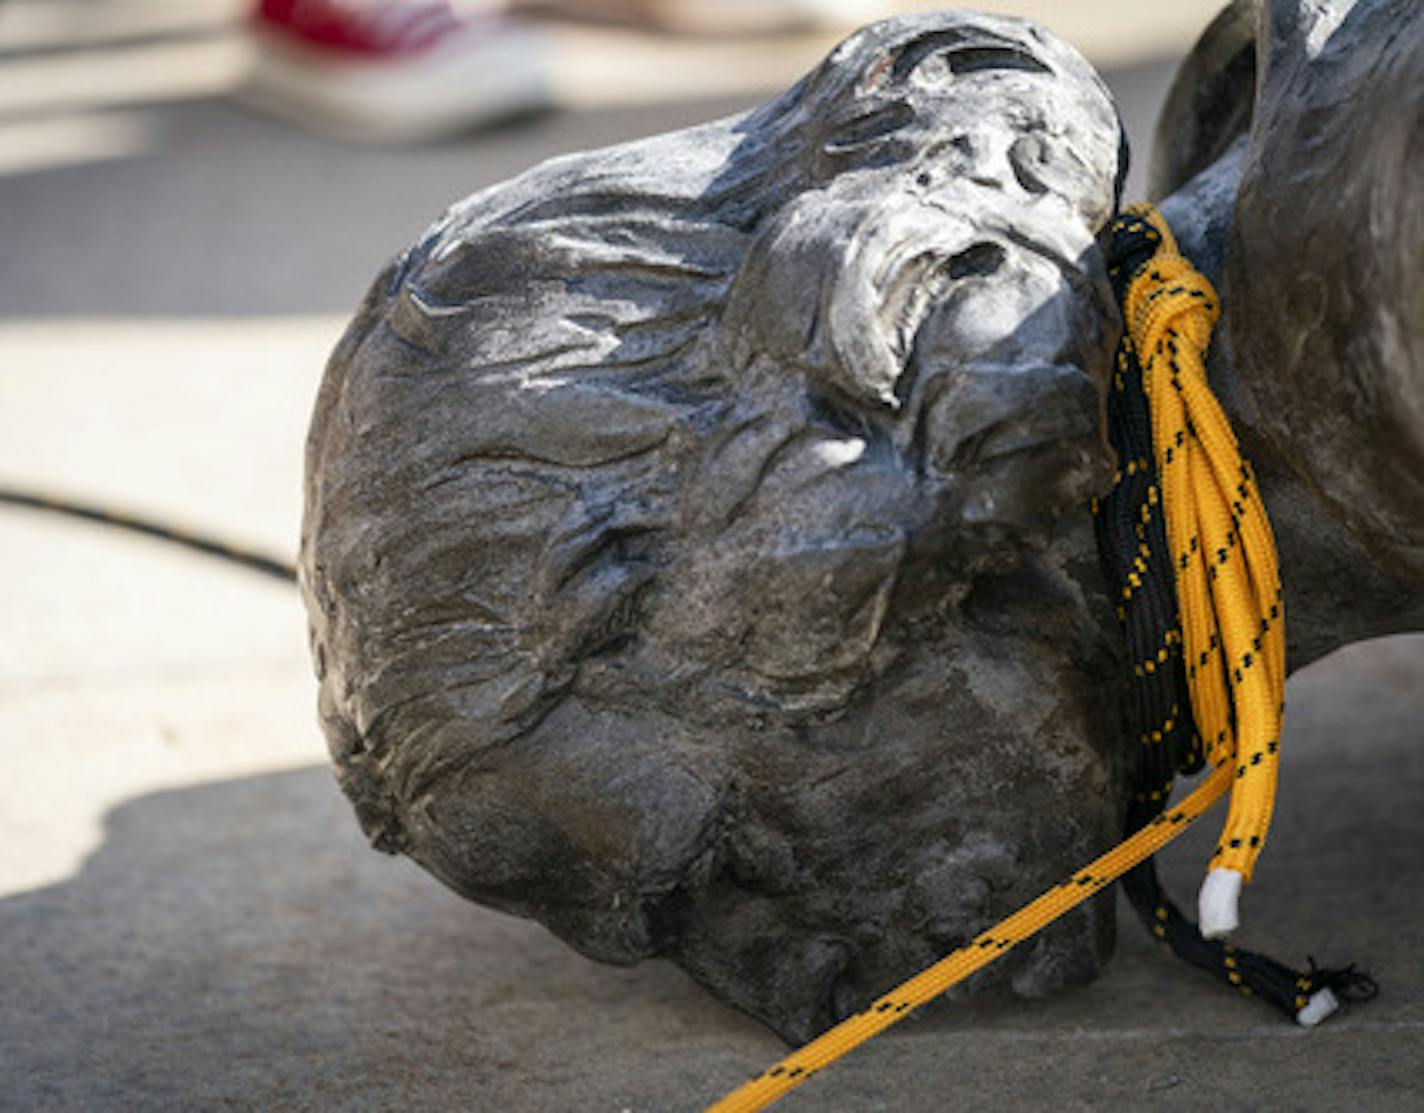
<box><xmin>736</xmin><ymin>525</ymin><xmax>907</xmax><ymax>687</ymax></box>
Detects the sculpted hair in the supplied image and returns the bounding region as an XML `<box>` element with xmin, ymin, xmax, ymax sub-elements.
<box><xmin>300</xmin><ymin>12</ymin><xmax>1121</xmax><ymax>910</ymax></box>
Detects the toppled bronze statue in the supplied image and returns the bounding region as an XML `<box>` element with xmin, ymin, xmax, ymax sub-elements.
<box><xmin>301</xmin><ymin>2</ymin><xmax>1424</xmax><ymax>1042</ymax></box>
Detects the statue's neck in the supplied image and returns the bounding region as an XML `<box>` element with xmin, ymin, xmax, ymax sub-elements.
<box><xmin>1155</xmin><ymin>149</ymin><xmax>1424</xmax><ymax>670</ymax></box>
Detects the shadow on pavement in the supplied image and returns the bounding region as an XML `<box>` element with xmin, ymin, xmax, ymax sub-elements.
<box><xmin>0</xmin><ymin>764</ymin><xmax>749</xmax><ymax>1112</ymax></box>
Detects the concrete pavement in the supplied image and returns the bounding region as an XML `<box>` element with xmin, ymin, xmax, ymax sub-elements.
<box><xmin>2</xmin><ymin>2</ymin><xmax>1421</xmax><ymax>1109</ymax></box>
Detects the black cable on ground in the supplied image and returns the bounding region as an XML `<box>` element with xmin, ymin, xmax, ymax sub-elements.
<box><xmin>0</xmin><ymin>486</ymin><xmax>297</xmax><ymax>583</ymax></box>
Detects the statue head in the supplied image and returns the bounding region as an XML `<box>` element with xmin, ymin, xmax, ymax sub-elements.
<box><xmin>302</xmin><ymin>12</ymin><xmax>1126</xmax><ymax>1040</ymax></box>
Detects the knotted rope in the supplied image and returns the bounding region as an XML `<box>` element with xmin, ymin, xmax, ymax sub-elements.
<box><xmin>1097</xmin><ymin>206</ymin><xmax>1371</xmax><ymax>1024</ymax></box>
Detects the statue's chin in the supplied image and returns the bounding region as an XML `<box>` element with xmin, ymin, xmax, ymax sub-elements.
<box><xmin>667</xmin><ymin>850</ymin><xmax>1115</xmax><ymax>1044</ymax></box>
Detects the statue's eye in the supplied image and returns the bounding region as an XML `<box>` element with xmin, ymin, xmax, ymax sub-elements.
<box><xmin>892</xmin><ymin>30</ymin><xmax>1053</xmax><ymax>84</ymax></box>
<box><xmin>822</xmin><ymin>102</ymin><xmax>915</xmax><ymax>158</ymax></box>
<box><xmin>817</xmin><ymin>102</ymin><xmax>916</xmax><ymax>176</ymax></box>
<box><xmin>939</xmin><ymin>44</ymin><xmax>1051</xmax><ymax>78</ymax></box>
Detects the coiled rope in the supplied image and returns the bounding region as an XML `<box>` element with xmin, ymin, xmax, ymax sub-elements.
<box><xmin>705</xmin><ymin>205</ymin><xmax>1373</xmax><ymax>1113</ymax></box>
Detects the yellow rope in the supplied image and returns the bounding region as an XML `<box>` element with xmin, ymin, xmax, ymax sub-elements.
<box><xmin>706</xmin><ymin>764</ymin><xmax>1233</xmax><ymax>1113</ymax></box>
<box><xmin>1121</xmin><ymin>205</ymin><xmax>1284</xmax><ymax>882</ymax></box>
<box><xmin>705</xmin><ymin>204</ymin><xmax>1286</xmax><ymax>1111</ymax></box>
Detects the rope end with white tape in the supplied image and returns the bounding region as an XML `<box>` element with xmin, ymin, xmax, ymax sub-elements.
<box><xmin>1197</xmin><ymin>867</ymin><xmax>1242</xmax><ymax>939</ymax></box>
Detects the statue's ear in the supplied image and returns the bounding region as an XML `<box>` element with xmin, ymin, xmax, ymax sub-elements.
<box><xmin>1148</xmin><ymin>0</ymin><xmax>1257</xmax><ymax>201</ymax></box>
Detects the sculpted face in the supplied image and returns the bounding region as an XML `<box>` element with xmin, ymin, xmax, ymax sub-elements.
<box><xmin>302</xmin><ymin>13</ymin><xmax>1126</xmax><ymax>1041</ymax></box>
<box><xmin>690</xmin><ymin>17</ymin><xmax>1120</xmax><ymax>717</ymax></box>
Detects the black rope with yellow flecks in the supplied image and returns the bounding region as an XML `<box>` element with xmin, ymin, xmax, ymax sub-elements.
<box><xmin>705</xmin><ymin>205</ymin><xmax>1374</xmax><ymax>1113</ymax></box>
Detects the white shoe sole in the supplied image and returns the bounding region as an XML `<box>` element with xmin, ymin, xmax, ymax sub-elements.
<box><xmin>243</xmin><ymin>22</ymin><xmax>551</xmax><ymax>143</ymax></box>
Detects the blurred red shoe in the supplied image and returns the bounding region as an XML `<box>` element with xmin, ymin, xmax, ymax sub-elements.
<box><xmin>246</xmin><ymin>1</ymin><xmax>550</xmax><ymax>141</ymax></box>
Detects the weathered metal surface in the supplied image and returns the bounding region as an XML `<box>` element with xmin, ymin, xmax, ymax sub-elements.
<box><xmin>1156</xmin><ymin>0</ymin><xmax>1424</xmax><ymax>666</ymax></box>
<box><xmin>302</xmin><ymin>12</ymin><xmax>1128</xmax><ymax>1041</ymax></box>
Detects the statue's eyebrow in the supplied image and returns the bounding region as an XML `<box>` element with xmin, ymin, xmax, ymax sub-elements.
<box><xmin>822</xmin><ymin>102</ymin><xmax>916</xmax><ymax>154</ymax></box>
<box><xmin>890</xmin><ymin>29</ymin><xmax>1052</xmax><ymax>82</ymax></box>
